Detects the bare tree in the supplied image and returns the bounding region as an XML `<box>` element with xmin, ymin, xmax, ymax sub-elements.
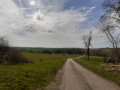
<box><xmin>98</xmin><ymin>0</ymin><xmax>120</xmax><ymax>64</ymax></box>
<box><xmin>83</xmin><ymin>31</ymin><xmax>92</xmax><ymax>61</ymax></box>
<box><xmin>98</xmin><ymin>19</ymin><xmax>120</xmax><ymax>63</ymax></box>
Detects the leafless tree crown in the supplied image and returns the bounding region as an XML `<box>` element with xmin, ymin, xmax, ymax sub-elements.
<box><xmin>98</xmin><ymin>0</ymin><xmax>120</xmax><ymax>63</ymax></box>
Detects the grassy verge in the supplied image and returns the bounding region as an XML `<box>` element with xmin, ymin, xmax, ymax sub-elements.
<box><xmin>74</xmin><ymin>56</ymin><xmax>120</xmax><ymax>86</ymax></box>
<box><xmin>0</xmin><ymin>53</ymin><xmax>79</xmax><ymax>89</ymax></box>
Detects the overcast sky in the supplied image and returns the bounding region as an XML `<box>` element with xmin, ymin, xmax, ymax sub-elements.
<box><xmin>0</xmin><ymin>0</ymin><xmax>109</xmax><ymax>48</ymax></box>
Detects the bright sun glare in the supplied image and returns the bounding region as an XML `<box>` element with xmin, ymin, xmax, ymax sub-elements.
<box><xmin>30</xmin><ymin>1</ymin><xmax>36</xmax><ymax>6</ymax></box>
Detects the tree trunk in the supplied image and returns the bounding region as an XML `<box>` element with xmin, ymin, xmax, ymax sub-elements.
<box><xmin>87</xmin><ymin>47</ymin><xmax>90</xmax><ymax>61</ymax></box>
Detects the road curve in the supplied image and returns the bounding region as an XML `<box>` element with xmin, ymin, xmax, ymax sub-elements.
<box><xmin>59</xmin><ymin>58</ymin><xmax>120</xmax><ymax>90</ymax></box>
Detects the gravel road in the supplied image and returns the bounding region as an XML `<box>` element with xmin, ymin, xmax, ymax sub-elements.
<box><xmin>59</xmin><ymin>58</ymin><xmax>120</xmax><ymax>90</ymax></box>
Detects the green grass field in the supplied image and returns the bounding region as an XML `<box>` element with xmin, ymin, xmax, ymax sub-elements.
<box><xmin>0</xmin><ymin>53</ymin><xmax>79</xmax><ymax>90</ymax></box>
<box><xmin>74</xmin><ymin>56</ymin><xmax>120</xmax><ymax>86</ymax></box>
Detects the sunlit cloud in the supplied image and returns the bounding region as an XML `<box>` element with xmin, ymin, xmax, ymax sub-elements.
<box><xmin>30</xmin><ymin>0</ymin><xmax>36</xmax><ymax>6</ymax></box>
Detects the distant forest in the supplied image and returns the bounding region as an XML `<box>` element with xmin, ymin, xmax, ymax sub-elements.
<box><xmin>19</xmin><ymin>47</ymin><xmax>111</xmax><ymax>57</ymax></box>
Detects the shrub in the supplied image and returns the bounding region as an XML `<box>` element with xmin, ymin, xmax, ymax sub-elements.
<box><xmin>0</xmin><ymin>36</ymin><xmax>32</xmax><ymax>64</ymax></box>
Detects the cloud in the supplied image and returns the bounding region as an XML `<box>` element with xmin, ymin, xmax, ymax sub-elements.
<box><xmin>30</xmin><ymin>1</ymin><xmax>36</xmax><ymax>6</ymax></box>
<box><xmin>0</xmin><ymin>0</ymin><xmax>100</xmax><ymax>47</ymax></box>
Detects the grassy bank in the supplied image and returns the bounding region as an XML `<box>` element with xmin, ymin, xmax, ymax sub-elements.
<box><xmin>74</xmin><ymin>56</ymin><xmax>120</xmax><ymax>85</ymax></box>
<box><xmin>0</xmin><ymin>53</ymin><xmax>78</xmax><ymax>89</ymax></box>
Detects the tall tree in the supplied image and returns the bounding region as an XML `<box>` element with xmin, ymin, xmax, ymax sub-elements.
<box><xmin>98</xmin><ymin>0</ymin><xmax>120</xmax><ymax>63</ymax></box>
<box><xmin>98</xmin><ymin>18</ymin><xmax>120</xmax><ymax>63</ymax></box>
<box><xmin>83</xmin><ymin>31</ymin><xmax>92</xmax><ymax>61</ymax></box>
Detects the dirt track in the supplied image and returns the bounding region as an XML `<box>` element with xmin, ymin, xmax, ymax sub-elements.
<box><xmin>59</xmin><ymin>58</ymin><xmax>120</xmax><ymax>90</ymax></box>
<box><xmin>46</xmin><ymin>58</ymin><xmax>120</xmax><ymax>90</ymax></box>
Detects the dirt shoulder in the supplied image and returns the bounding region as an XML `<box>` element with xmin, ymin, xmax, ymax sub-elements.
<box><xmin>45</xmin><ymin>62</ymin><xmax>66</xmax><ymax>90</ymax></box>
